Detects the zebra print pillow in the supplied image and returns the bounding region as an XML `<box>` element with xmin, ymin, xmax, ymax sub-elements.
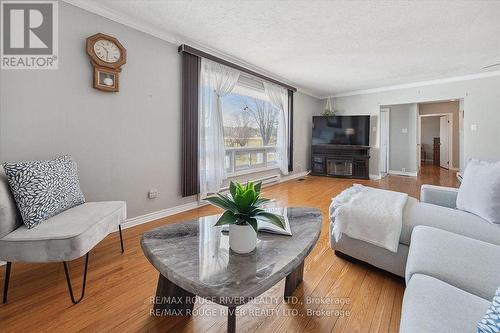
<box><xmin>2</xmin><ymin>155</ymin><xmax>85</xmax><ymax>229</ymax></box>
<box><xmin>478</xmin><ymin>287</ymin><xmax>500</xmax><ymax>333</ymax></box>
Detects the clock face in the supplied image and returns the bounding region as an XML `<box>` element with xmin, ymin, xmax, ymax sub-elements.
<box><xmin>93</xmin><ymin>39</ymin><xmax>121</xmax><ymax>63</ymax></box>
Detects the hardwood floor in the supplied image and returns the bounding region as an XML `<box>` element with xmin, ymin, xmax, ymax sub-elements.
<box><xmin>0</xmin><ymin>165</ymin><xmax>458</xmax><ymax>333</ymax></box>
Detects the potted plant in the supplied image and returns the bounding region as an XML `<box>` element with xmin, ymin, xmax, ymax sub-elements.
<box><xmin>205</xmin><ymin>181</ymin><xmax>285</xmax><ymax>254</ymax></box>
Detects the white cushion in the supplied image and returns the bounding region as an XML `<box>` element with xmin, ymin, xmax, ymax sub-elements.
<box><xmin>457</xmin><ymin>159</ymin><xmax>500</xmax><ymax>224</ymax></box>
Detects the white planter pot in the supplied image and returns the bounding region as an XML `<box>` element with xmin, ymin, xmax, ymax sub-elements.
<box><xmin>229</xmin><ymin>224</ymin><xmax>257</xmax><ymax>254</ymax></box>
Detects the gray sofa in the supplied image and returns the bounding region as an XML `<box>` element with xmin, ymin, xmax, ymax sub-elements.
<box><xmin>0</xmin><ymin>166</ymin><xmax>127</xmax><ymax>304</ymax></box>
<box><xmin>400</xmin><ymin>226</ymin><xmax>500</xmax><ymax>332</ymax></box>
<box><xmin>330</xmin><ymin>184</ymin><xmax>500</xmax><ymax>277</ymax></box>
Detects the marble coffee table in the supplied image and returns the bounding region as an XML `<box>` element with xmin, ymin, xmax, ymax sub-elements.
<box><xmin>141</xmin><ymin>207</ymin><xmax>322</xmax><ymax>333</ymax></box>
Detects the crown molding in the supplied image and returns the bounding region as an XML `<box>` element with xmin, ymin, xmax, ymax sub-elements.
<box><xmin>63</xmin><ymin>0</ymin><xmax>322</xmax><ymax>100</ymax></box>
<box><xmin>64</xmin><ymin>0</ymin><xmax>179</xmax><ymax>44</ymax></box>
<box><xmin>330</xmin><ymin>70</ymin><xmax>500</xmax><ymax>98</ymax></box>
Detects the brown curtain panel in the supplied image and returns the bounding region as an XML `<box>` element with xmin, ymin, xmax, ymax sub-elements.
<box><xmin>181</xmin><ymin>52</ymin><xmax>200</xmax><ymax>197</ymax></box>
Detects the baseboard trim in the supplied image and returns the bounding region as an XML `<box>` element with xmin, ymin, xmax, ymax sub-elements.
<box><xmin>122</xmin><ymin>170</ymin><xmax>309</xmax><ymax>231</ymax></box>
<box><xmin>369</xmin><ymin>174</ymin><xmax>382</xmax><ymax>180</ymax></box>
<box><xmin>279</xmin><ymin>171</ymin><xmax>309</xmax><ymax>183</ymax></box>
<box><xmin>388</xmin><ymin>170</ymin><xmax>418</xmax><ymax>177</ymax></box>
<box><xmin>121</xmin><ymin>201</ymin><xmax>209</xmax><ymax>230</ymax></box>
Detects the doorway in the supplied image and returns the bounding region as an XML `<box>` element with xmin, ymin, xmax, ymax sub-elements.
<box><xmin>418</xmin><ymin>113</ymin><xmax>453</xmax><ymax>170</ymax></box>
<box><xmin>417</xmin><ymin>100</ymin><xmax>462</xmax><ymax>171</ymax></box>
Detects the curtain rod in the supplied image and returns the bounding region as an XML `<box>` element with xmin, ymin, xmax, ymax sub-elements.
<box><xmin>178</xmin><ymin>44</ymin><xmax>297</xmax><ymax>92</ymax></box>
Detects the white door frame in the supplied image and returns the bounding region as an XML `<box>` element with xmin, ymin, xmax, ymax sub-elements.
<box><xmin>379</xmin><ymin>108</ymin><xmax>390</xmax><ymax>176</ymax></box>
<box><xmin>418</xmin><ymin>113</ymin><xmax>453</xmax><ymax>169</ymax></box>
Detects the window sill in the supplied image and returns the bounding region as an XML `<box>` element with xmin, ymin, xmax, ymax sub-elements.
<box><xmin>227</xmin><ymin>166</ymin><xmax>280</xmax><ymax>178</ymax></box>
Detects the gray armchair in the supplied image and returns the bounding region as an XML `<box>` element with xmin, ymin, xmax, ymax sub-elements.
<box><xmin>0</xmin><ymin>167</ymin><xmax>126</xmax><ymax>304</ymax></box>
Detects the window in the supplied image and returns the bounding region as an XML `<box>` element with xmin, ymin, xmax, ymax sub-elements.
<box><xmin>221</xmin><ymin>77</ymin><xmax>280</xmax><ymax>175</ymax></box>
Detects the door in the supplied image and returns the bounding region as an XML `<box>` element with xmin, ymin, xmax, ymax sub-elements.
<box><xmin>379</xmin><ymin>109</ymin><xmax>390</xmax><ymax>175</ymax></box>
<box><xmin>439</xmin><ymin>116</ymin><xmax>449</xmax><ymax>169</ymax></box>
<box><xmin>416</xmin><ymin>110</ymin><xmax>421</xmax><ymax>172</ymax></box>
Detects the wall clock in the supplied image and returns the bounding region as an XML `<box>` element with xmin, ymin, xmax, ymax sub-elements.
<box><xmin>86</xmin><ymin>33</ymin><xmax>126</xmax><ymax>92</ymax></box>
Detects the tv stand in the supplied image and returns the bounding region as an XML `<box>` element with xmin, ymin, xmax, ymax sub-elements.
<box><xmin>311</xmin><ymin>145</ymin><xmax>370</xmax><ymax>179</ymax></box>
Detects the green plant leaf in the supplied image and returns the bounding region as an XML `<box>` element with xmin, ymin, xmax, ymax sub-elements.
<box><xmin>256</xmin><ymin>212</ymin><xmax>286</xmax><ymax>230</ymax></box>
<box><xmin>238</xmin><ymin>189</ymin><xmax>255</xmax><ymax>212</ymax></box>
<box><xmin>229</xmin><ymin>182</ymin><xmax>237</xmax><ymax>198</ymax></box>
<box><xmin>205</xmin><ymin>196</ymin><xmax>237</xmax><ymax>212</ymax></box>
<box><xmin>215</xmin><ymin>210</ymin><xmax>236</xmax><ymax>226</ymax></box>
<box><xmin>235</xmin><ymin>182</ymin><xmax>244</xmax><ymax>196</ymax></box>
<box><xmin>246</xmin><ymin>217</ymin><xmax>258</xmax><ymax>233</ymax></box>
<box><xmin>216</xmin><ymin>193</ymin><xmax>239</xmax><ymax>211</ymax></box>
<box><xmin>254</xmin><ymin>197</ymin><xmax>271</xmax><ymax>206</ymax></box>
<box><xmin>247</xmin><ymin>206</ymin><xmax>264</xmax><ymax>215</ymax></box>
<box><xmin>254</xmin><ymin>182</ymin><xmax>262</xmax><ymax>194</ymax></box>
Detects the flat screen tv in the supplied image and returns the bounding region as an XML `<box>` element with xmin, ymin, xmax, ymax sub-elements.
<box><xmin>312</xmin><ymin>115</ymin><xmax>370</xmax><ymax>146</ymax></box>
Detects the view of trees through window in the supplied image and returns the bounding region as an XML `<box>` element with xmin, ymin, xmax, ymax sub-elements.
<box><xmin>222</xmin><ymin>93</ymin><xmax>279</xmax><ymax>147</ymax></box>
<box><xmin>222</xmin><ymin>92</ymin><xmax>279</xmax><ymax>173</ymax></box>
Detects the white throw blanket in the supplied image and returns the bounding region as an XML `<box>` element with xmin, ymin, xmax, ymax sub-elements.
<box><xmin>330</xmin><ymin>184</ymin><xmax>408</xmax><ymax>253</ymax></box>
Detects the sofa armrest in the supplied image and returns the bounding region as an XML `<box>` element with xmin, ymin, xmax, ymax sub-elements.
<box><xmin>420</xmin><ymin>184</ymin><xmax>458</xmax><ymax>208</ymax></box>
<box><xmin>406</xmin><ymin>226</ymin><xmax>500</xmax><ymax>300</ymax></box>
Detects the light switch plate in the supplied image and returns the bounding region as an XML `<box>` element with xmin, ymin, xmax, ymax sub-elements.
<box><xmin>471</xmin><ymin>124</ymin><xmax>478</xmax><ymax>131</ymax></box>
<box><xmin>402</xmin><ymin>128</ymin><xmax>408</xmax><ymax>133</ymax></box>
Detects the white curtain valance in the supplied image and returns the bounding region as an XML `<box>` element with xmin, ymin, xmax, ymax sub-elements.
<box><xmin>199</xmin><ymin>59</ymin><xmax>240</xmax><ymax>196</ymax></box>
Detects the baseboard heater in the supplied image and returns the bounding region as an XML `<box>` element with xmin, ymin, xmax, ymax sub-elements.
<box><xmin>218</xmin><ymin>174</ymin><xmax>280</xmax><ymax>193</ymax></box>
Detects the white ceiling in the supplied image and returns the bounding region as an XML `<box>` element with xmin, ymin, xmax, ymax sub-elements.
<box><xmin>68</xmin><ymin>0</ymin><xmax>500</xmax><ymax>97</ymax></box>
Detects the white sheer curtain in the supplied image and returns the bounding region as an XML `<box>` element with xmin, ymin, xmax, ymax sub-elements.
<box><xmin>264</xmin><ymin>82</ymin><xmax>289</xmax><ymax>175</ymax></box>
<box><xmin>199</xmin><ymin>59</ymin><xmax>240</xmax><ymax>196</ymax></box>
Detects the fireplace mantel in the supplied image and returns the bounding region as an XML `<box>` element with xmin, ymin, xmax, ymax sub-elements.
<box><xmin>310</xmin><ymin>144</ymin><xmax>370</xmax><ymax>179</ymax></box>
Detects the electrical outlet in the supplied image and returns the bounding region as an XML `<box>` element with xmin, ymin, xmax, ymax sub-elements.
<box><xmin>148</xmin><ymin>189</ymin><xmax>159</xmax><ymax>199</ymax></box>
<box><xmin>402</xmin><ymin>168</ymin><xmax>406</xmax><ymax>172</ymax></box>
<box><xmin>471</xmin><ymin>124</ymin><xmax>478</xmax><ymax>132</ymax></box>
<box><xmin>401</xmin><ymin>128</ymin><xmax>408</xmax><ymax>134</ymax></box>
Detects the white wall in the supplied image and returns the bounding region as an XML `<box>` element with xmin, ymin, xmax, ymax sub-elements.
<box><xmin>0</xmin><ymin>2</ymin><xmax>321</xmax><ymax>218</ymax></box>
<box><xmin>332</xmin><ymin>75</ymin><xmax>500</xmax><ymax>175</ymax></box>
<box><xmin>385</xmin><ymin>104</ymin><xmax>418</xmax><ymax>173</ymax></box>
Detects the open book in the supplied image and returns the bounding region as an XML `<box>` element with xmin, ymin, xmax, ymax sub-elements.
<box><xmin>221</xmin><ymin>207</ymin><xmax>292</xmax><ymax>236</ymax></box>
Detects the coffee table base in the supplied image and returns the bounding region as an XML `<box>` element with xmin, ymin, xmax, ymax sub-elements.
<box><xmin>153</xmin><ymin>261</ymin><xmax>305</xmax><ymax>332</ymax></box>
<box><xmin>227</xmin><ymin>307</ymin><xmax>236</xmax><ymax>333</ymax></box>
<box><xmin>284</xmin><ymin>261</ymin><xmax>304</xmax><ymax>299</ymax></box>
<box><xmin>154</xmin><ymin>274</ymin><xmax>196</xmax><ymax>315</ymax></box>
